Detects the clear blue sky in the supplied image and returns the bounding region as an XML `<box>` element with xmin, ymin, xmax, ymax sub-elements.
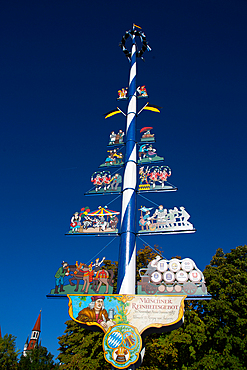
<box><xmin>1</xmin><ymin>0</ymin><xmax>247</xmax><ymax>361</ymax></box>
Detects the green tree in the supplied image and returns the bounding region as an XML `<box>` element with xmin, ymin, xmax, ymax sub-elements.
<box><xmin>194</xmin><ymin>245</ymin><xmax>247</xmax><ymax>369</ymax></box>
<box><xmin>57</xmin><ymin>320</ymin><xmax>110</xmax><ymax>370</ymax></box>
<box><xmin>57</xmin><ymin>245</ymin><xmax>247</xmax><ymax>369</ymax></box>
<box><xmin>18</xmin><ymin>345</ymin><xmax>59</xmax><ymax>370</ymax></box>
<box><xmin>0</xmin><ymin>333</ymin><xmax>19</xmax><ymax>370</ymax></box>
<box><xmin>141</xmin><ymin>245</ymin><xmax>247</xmax><ymax>370</ymax></box>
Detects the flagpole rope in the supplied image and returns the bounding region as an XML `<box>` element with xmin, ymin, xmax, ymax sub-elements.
<box><xmin>86</xmin><ymin>237</ymin><xmax>118</xmax><ymax>265</ymax></box>
<box><xmin>139</xmin><ymin>193</ymin><xmax>160</xmax><ymax>207</ymax></box>
<box><xmin>137</xmin><ymin>236</ymin><xmax>167</xmax><ymax>259</ymax></box>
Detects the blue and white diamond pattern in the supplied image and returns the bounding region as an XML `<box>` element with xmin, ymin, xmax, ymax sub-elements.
<box><xmin>107</xmin><ymin>331</ymin><xmax>123</xmax><ymax>348</ymax></box>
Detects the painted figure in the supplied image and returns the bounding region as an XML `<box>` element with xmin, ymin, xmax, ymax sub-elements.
<box><xmin>137</xmin><ymin>85</ymin><xmax>148</xmax><ymax>97</ymax></box>
<box><xmin>109</xmin><ymin>214</ymin><xmax>119</xmax><ymax>229</ymax></box>
<box><xmin>149</xmin><ymin>167</ymin><xmax>159</xmax><ymax>188</ymax></box>
<box><xmin>70</xmin><ymin>212</ymin><xmax>82</xmax><ymax>233</ymax></box>
<box><xmin>76</xmin><ymin>296</ymin><xmax>115</xmax><ymax>330</ymax></box>
<box><xmin>179</xmin><ymin>207</ymin><xmax>193</xmax><ymax>227</ymax></box>
<box><xmin>67</xmin><ymin>258</ymin><xmax>114</xmax><ymax>293</ymax></box>
<box><xmin>109</xmin><ymin>130</ymin><xmax>124</xmax><ymax>145</ymax></box>
<box><xmin>54</xmin><ymin>261</ymin><xmax>69</xmax><ymax>293</ymax></box>
<box><xmin>82</xmin><ymin>216</ymin><xmax>92</xmax><ymax>229</ymax></box>
<box><xmin>139</xmin><ymin>144</ymin><xmax>148</xmax><ymax>160</ymax></box>
<box><xmin>103</xmin><ymin>149</ymin><xmax>123</xmax><ymax>166</ymax></box>
<box><xmin>153</xmin><ymin>205</ymin><xmax>167</xmax><ymax>228</ymax></box>
<box><xmin>112</xmin><ymin>149</ymin><xmax>123</xmax><ymax>164</ymax></box>
<box><xmin>139</xmin><ymin>207</ymin><xmax>153</xmax><ymax>231</ymax></box>
<box><xmin>140</xmin><ymin>127</ymin><xmax>155</xmax><ymax>142</ymax></box>
<box><xmin>102</xmin><ymin>172</ymin><xmax>111</xmax><ymax>190</ymax></box>
<box><xmin>118</xmin><ymin>87</ymin><xmax>128</xmax><ymax>99</ymax></box>
<box><xmin>91</xmin><ymin>173</ymin><xmax>103</xmax><ymax>192</ymax></box>
<box><xmin>159</xmin><ymin>166</ymin><xmax>171</xmax><ymax>188</ymax></box>
<box><xmin>110</xmin><ymin>173</ymin><xmax>122</xmax><ymax>190</ymax></box>
<box><xmin>68</xmin><ymin>207</ymin><xmax>119</xmax><ymax>234</ymax></box>
<box><xmin>91</xmin><ymin>171</ymin><xmax>122</xmax><ymax>193</ymax></box>
<box><xmin>139</xmin><ymin>166</ymin><xmax>150</xmax><ymax>184</ymax></box>
<box><xmin>115</xmin><ymin>130</ymin><xmax>125</xmax><ymax>144</ymax></box>
<box><xmin>109</xmin><ymin>131</ymin><xmax>116</xmax><ymax>145</ymax></box>
<box><xmin>146</xmin><ymin>144</ymin><xmax>157</xmax><ymax>159</ymax></box>
<box><xmin>138</xmin><ymin>165</ymin><xmax>172</xmax><ymax>190</ymax></box>
<box><xmin>138</xmin><ymin>144</ymin><xmax>164</xmax><ymax>164</ymax></box>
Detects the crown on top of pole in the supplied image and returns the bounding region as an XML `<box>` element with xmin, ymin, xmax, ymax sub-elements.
<box><xmin>119</xmin><ymin>25</ymin><xmax>152</xmax><ymax>61</ymax></box>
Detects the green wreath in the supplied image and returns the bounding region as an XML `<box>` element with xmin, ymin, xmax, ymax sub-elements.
<box><xmin>119</xmin><ymin>29</ymin><xmax>151</xmax><ymax>60</ymax></box>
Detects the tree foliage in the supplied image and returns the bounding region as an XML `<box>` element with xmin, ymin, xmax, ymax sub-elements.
<box><xmin>57</xmin><ymin>320</ymin><xmax>110</xmax><ymax>370</ymax></box>
<box><xmin>0</xmin><ymin>333</ymin><xmax>19</xmax><ymax>370</ymax></box>
<box><xmin>57</xmin><ymin>245</ymin><xmax>247</xmax><ymax>369</ymax></box>
<box><xmin>18</xmin><ymin>345</ymin><xmax>59</xmax><ymax>370</ymax></box>
<box><xmin>141</xmin><ymin>245</ymin><xmax>247</xmax><ymax>369</ymax></box>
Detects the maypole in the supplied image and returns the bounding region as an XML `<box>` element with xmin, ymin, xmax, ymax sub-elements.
<box><xmin>48</xmin><ymin>24</ymin><xmax>211</xmax><ymax>370</ymax></box>
<box><xmin>117</xmin><ymin>25</ymin><xmax>137</xmax><ymax>295</ymax></box>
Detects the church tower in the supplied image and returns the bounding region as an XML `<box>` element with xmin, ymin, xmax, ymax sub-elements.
<box><xmin>23</xmin><ymin>311</ymin><xmax>41</xmax><ymax>356</ymax></box>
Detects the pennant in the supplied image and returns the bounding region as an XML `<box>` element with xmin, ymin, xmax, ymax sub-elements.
<box><xmin>104</xmin><ymin>107</ymin><xmax>126</xmax><ymax>119</ymax></box>
<box><xmin>143</xmin><ymin>103</ymin><xmax>162</xmax><ymax>113</ymax></box>
<box><xmin>133</xmin><ymin>24</ymin><xmax>142</xmax><ymax>29</ymax></box>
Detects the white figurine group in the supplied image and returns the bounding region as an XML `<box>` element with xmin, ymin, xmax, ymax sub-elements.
<box><xmin>139</xmin><ymin>205</ymin><xmax>194</xmax><ymax>231</ymax></box>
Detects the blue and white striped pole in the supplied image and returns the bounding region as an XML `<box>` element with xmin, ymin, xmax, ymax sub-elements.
<box><xmin>117</xmin><ymin>29</ymin><xmax>137</xmax><ymax>294</ymax></box>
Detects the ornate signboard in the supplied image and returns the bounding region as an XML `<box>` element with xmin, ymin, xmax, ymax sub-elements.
<box><xmin>68</xmin><ymin>293</ymin><xmax>185</xmax><ymax>369</ymax></box>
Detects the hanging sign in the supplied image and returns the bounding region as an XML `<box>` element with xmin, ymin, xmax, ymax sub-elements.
<box><xmin>100</xmin><ymin>149</ymin><xmax>124</xmax><ymax>167</ymax></box>
<box><xmin>49</xmin><ymin>257</ymin><xmax>114</xmax><ymax>295</ymax></box>
<box><xmin>68</xmin><ymin>293</ymin><xmax>185</xmax><ymax>369</ymax></box>
<box><xmin>87</xmin><ymin>171</ymin><xmax>122</xmax><ymax>195</ymax></box>
<box><xmin>108</xmin><ymin>130</ymin><xmax>125</xmax><ymax>145</ymax></box>
<box><xmin>137</xmin><ymin>256</ymin><xmax>207</xmax><ymax>296</ymax></box>
<box><xmin>137</xmin><ymin>85</ymin><xmax>148</xmax><ymax>98</ymax></box>
<box><xmin>138</xmin><ymin>205</ymin><xmax>195</xmax><ymax>234</ymax></box>
<box><xmin>140</xmin><ymin>127</ymin><xmax>154</xmax><ymax>142</ymax></box>
<box><xmin>138</xmin><ymin>165</ymin><xmax>176</xmax><ymax>192</ymax></box>
<box><xmin>138</xmin><ymin>144</ymin><xmax>164</xmax><ymax>163</ymax></box>
<box><xmin>117</xmin><ymin>88</ymin><xmax>128</xmax><ymax>100</ymax></box>
<box><xmin>67</xmin><ymin>206</ymin><xmax>120</xmax><ymax>235</ymax></box>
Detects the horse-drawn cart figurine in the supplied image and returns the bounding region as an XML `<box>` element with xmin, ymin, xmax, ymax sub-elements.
<box><xmin>51</xmin><ymin>257</ymin><xmax>114</xmax><ymax>295</ymax></box>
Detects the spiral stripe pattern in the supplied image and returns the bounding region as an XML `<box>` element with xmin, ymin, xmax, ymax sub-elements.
<box><xmin>117</xmin><ymin>38</ymin><xmax>137</xmax><ymax>294</ymax></box>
